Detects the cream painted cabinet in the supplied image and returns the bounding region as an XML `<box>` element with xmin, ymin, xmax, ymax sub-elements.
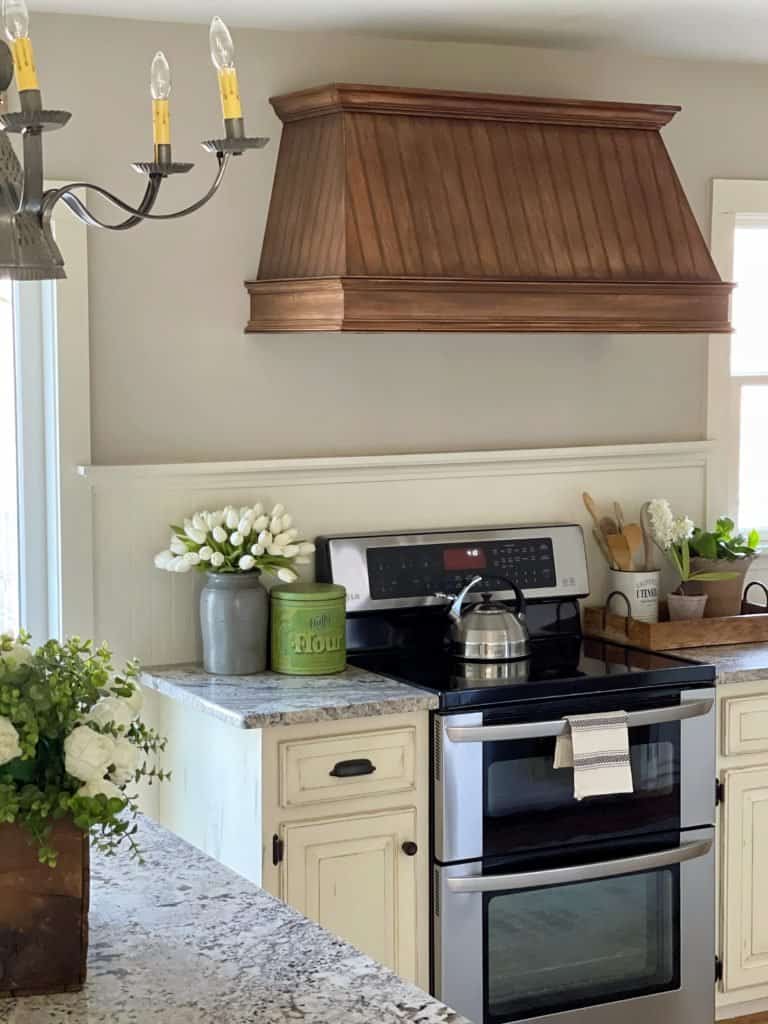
<box><xmin>281</xmin><ymin>808</ymin><xmax>418</xmax><ymax>979</ymax></box>
<box><xmin>262</xmin><ymin>711</ymin><xmax>430</xmax><ymax>988</ymax></box>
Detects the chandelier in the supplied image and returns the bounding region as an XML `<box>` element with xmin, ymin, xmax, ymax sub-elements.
<box><xmin>0</xmin><ymin>0</ymin><xmax>268</xmax><ymax>280</ymax></box>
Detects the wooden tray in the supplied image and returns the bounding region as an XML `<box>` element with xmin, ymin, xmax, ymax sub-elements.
<box><xmin>584</xmin><ymin>599</ymin><xmax>768</xmax><ymax>651</ymax></box>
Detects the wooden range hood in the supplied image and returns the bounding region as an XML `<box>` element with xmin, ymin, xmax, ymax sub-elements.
<box><xmin>246</xmin><ymin>83</ymin><xmax>732</xmax><ymax>333</ymax></box>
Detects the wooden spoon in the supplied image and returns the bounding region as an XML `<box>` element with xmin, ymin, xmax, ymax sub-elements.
<box><xmin>622</xmin><ymin>523</ymin><xmax>645</xmax><ymax>571</ymax></box>
<box><xmin>640</xmin><ymin>502</ymin><xmax>655</xmax><ymax>572</ymax></box>
<box><xmin>582</xmin><ymin>492</ymin><xmax>602</xmax><ymax>533</ymax></box>
<box><xmin>593</xmin><ymin>528</ymin><xmax>618</xmax><ymax>569</ymax></box>
<box><xmin>600</xmin><ymin>515</ymin><xmax>620</xmax><ymax>537</ymax></box>
<box><xmin>607</xmin><ymin>532</ymin><xmax>633</xmax><ymax>572</ymax></box>
<box><xmin>614</xmin><ymin>501</ymin><xmax>626</xmax><ymax>532</ymax></box>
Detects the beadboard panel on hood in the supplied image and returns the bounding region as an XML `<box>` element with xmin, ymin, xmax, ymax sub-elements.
<box><xmin>77</xmin><ymin>441</ymin><xmax>710</xmax><ymax>666</ymax></box>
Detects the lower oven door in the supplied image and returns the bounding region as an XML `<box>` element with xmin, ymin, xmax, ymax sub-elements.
<box><xmin>433</xmin><ymin>827</ymin><xmax>714</xmax><ymax>1024</ymax></box>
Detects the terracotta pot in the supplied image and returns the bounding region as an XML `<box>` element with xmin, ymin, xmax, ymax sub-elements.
<box><xmin>0</xmin><ymin>818</ymin><xmax>89</xmax><ymax>997</ymax></box>
<box><xmin>667</xmin><ymin>592</ymin><xmax>708</xmax><ymax>621</ymax></box>
<box><xmin>685</xmin><ymin>556</ymin><xmax>755</xmax><ymax>618</ymax></box>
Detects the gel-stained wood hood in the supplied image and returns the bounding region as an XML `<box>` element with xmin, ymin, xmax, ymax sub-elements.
<box><xmin>246</xmin><ymin>83</ymin><xmax>732</xmax><ymax>333</ymax></box>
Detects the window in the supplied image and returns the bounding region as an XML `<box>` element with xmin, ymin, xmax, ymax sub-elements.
<box><xmin>0</xmin><ymin>189</ymin><xmax>92</xmax><ymax>642</ymax></box>
<box><xmin>710</xmin><ymin>182</ymin><xmax>768</xmax><ymax>542</ymax></box>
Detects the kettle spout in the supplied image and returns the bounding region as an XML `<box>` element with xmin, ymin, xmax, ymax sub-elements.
<box><xmin>448</xmin><ymin>575</ymin><xmax>484</xmax><ymax>621</ymax></box>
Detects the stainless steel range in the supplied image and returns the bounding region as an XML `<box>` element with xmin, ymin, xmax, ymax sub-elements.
<box><xmin>317</xmin><ymin>524</ymin><xmax>717</xmax><ymax>1024</ymax></box>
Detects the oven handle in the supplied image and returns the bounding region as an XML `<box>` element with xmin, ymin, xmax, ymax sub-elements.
<box><xmin>445</xmin><ymin>837</ymin><xmax>712</xmax><ymax>894</ymax></box>
<box><xmin>444</xmin><ymin>698</ymin><xmax>713</xmax><ymax>743</ymax></box>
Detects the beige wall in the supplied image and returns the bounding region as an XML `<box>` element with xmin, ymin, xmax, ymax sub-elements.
<box><xmin>33</xmin><ymin>14</ymin><xmax>768</xmax><ymax>464</ymax></box>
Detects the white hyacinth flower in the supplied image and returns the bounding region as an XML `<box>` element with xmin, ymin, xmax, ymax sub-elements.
<box><xmin>212</xmin><ymin>526</ymin><xmax>227</xmax><ymax>543</ymax></box>
<box><xmin>238</xmin><ymin>516</ymin><xmax>253</xmax><ymax>537</ymax></box>
<box><xmin>253</xmin><ymin>502</ymin><xmax>264</xmax><ymax>517</ymax></box>
<box><xmin>170</xmin><ymin>536</ymin><xmax>188</xmax><ymax>555</ymax></box>
<box><xmin>283</xmin><ymin>544</ymin><xmax>300</xmax><ymax>558</ymax></box>
<box><xmin>230</xmin><ymin>531</ymin><xmax>244</xmax><ymax>546</ymax></box>
<box><xmin>183</xmin><ymin>551</ymin><xmax>201</xmax><ymax>567</ymax></box>
<box><xmin>192</xmin><ymin>512</ymin><xmax>208</xmax><ymax>532</ymax></box>
<box><xmin>257</xmin><ymin>530</ymin><xmax>272</xmax><ymax>548</ymax></box>
<box><xmin>225</xmin><ymin>508</ymin><xmax>239</xmax><ymax>530</ymax></box>
<box><xmin>253</xmin><ymin>515</ymin><xmax>269</xmax><ymax>532</ymax></box>
<box><xmin>269</xmin><ymin>516</ymin><xmax>282</xmax><ymax>534</ymax></box>
<box><xmin>199</xmin><ymin>546</ymin><xmax>213</xmax><ymax>562</ymax></box>
<box><xmin>251</xmin><ymin>544</ymin><xmax>265</xmax><ymax>556</ymax></box>
<box><xmin>239</xmin><ymin>555</ymin><xmax>256</xmax><ymax>571</ymax></box>
<box><xmin>277</xmin><ymin>568</ymin><xmax>298</xmax><ymax>583</ymax></box>
<box><xmin>185</xmin><ymin>526</ymin><xmax>207</xmax><ymax>546</ymax></box>
<box><xmin>647</xmin><ymin>499</ymin><xmax>676</xmax><ymax>550</ymax></box>
<box><xmin>210</xmin><ymin>552</ymin><xmax>225</xmax><ymax>568</ymax></box>
<box><xmin>298</xmin><ymin>542</ymin><xmax>316</xmax><ymax>555</ymax></box>
<box><xmin>671</xmin><ymin>515</ymin><xmax>694</xmax><ymax>544</ymax></box>
<box><xmin>154</xmin><ymin>549</ymin><xmax>175</xmax><ymax>569</ymax></box>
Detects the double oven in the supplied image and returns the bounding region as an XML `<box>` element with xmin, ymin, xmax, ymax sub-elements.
<box><xmin>432</xmin><ymin>682</ymin><xmax>716</xmax><ymax>1024</ymax></box>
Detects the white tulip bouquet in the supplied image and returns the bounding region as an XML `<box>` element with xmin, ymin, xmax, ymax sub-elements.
<box><xmin>154</xmin><ymin>501</ymin><xmax>316</xmax><ymax>583</ymax></box>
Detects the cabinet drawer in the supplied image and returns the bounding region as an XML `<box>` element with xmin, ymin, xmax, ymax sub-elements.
<box><xmin>279</xmin><ymin>727</ymin><xmax>416</xmax><ymax>808</ymax></box>
<box><xmin>723</xmin><ymin>693</ymin><xmax>768</xmax><ymax>756</ymax></box>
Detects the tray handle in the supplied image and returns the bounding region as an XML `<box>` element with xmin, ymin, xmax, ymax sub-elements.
<box><xmin>743</xmin><ymin>580</ymin><xmax>768</xmax><ymax>614</ymax></box>
<box><xmin>603</xmin><ymin>590</ymin><xmax>632</xmax><ymax>638</ymax></box>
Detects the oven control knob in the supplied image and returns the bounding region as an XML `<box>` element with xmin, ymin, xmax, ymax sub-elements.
<box><xmin>401</xmin><ymin>841</ymin><xmax>418</xmax><ymax>857</ymax></box>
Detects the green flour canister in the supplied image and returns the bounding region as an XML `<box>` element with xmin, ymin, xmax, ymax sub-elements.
<box><xmin>270</xmin><ymin>583</ymin><xmax>347</xmax><ymax>675</ymax></box>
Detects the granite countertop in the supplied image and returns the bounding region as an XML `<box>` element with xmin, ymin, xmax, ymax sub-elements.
<box><xmin>666</xmin><ymin>642</ymin><xmax>768</xmax><ymax>685</ymax></box>
<box><xmin>140</xmin><ymin>664</ymin><xmax>438</xmax><ymax>728</ymax></box>
<box><xmin>5</xmin><ymin>817</ymin><xmax>466</xmax><ymax>1024</ymax></box>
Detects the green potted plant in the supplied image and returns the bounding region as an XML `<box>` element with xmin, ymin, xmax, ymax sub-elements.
<box><xmin>684</xmin><ymin>517</ymin><xmax>761</xmax><ymax>617</ymax></box>
<box><xmin>646</xmin><ymin>501</ymin><xmax>742</xmax><ymax>620</ymax></box>
<box><xmin>0</xmin><ymin>632</ymin><xmax>167</xmax><ymax>996</ymax></box>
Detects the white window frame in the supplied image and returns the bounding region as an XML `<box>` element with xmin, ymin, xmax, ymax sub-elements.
<box><xmin>709</xmin><ymin>179</ymin><xmax>768</xmax><ymax>550</ymax></box>
<box><xmin>13</xmin><ymin>183</ymin><xmax>93</xmax><ymax>640</ymax></box>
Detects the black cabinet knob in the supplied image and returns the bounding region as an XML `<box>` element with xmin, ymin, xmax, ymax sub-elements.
<box><xmin>401</xmin><ymin>841</ymin><xmax>418</xmax><ymax>856</ymax></box>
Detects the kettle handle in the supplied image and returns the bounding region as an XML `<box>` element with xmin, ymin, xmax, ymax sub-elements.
<box><xmin>481</xmin><ymin>576</ymin><xmax>527</xmax><ymax>618</ymax></box>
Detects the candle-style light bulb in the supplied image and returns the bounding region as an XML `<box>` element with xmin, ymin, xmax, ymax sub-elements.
<box><xmin>3</xmin><ymin>0</ymin><xmax>38</xmax><ymax>92</ymax></box>
<box><xmin>150</xmin><ymin>50</ymin><xmax>171</xmax><ymax>158</ymax></box>
<box><xmin>209</xmin><ymin>16</ymin><xmax>242</xmax><ymax>122</ymax></box>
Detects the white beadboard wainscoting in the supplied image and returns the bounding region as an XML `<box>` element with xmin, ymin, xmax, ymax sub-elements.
<box><xmin>77</xmin><ymin>440</ymin><xmax>713</xmax><ymax>667</ymax></box>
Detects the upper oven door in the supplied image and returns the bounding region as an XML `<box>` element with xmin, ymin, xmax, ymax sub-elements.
<box><xmin>434</xmin><ymin>686</ymin><xmax>715</xmax><ymax>863</ymax></box>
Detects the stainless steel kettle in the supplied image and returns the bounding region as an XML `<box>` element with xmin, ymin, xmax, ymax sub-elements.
<box><xmin>438</xmin><ymin>575</ymin><xmax>530</xmax><ymax>661</ymax></box>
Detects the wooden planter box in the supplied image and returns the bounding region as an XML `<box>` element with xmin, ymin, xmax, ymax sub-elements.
<box><xmin>0</xmin><ymin>818</ymin><xmax>89</xmax><ymax>997</ymax></box>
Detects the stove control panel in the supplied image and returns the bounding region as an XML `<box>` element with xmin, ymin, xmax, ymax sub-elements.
<box><xmin>316</xmin><ymin>524</ymin><xmax>589</xmax><ymax>613</ymax></box>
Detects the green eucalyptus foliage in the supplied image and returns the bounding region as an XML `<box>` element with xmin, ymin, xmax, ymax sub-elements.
<box><xmin>690</xmin><ymin>517</ymin><xmax>761</xmax><ymax>562</ymax></box>
<box><xmin>0</xmin><ymin>632</ymin><xmax>168</xmax><ymax>867</ymax></box>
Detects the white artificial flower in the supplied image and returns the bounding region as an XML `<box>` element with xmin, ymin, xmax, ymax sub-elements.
<box><xmin>174</xmin><ymin>559</ymin><xmax>193</xmax><ymax>573</ymax></box>
<box><xmin>253</xmin><ymin>502</ymin><xmax>264</xmax><ymax>517</ymax></box>
<box><xmin>239</xmin><ymin>555</ymin><xmax>256</xmax><ymax>571</ymax></box>
<box><xmin>253</xmin><ymin>515</ymin><xmax>269</xmax><ymax>532</ymax></box>
<box><xmin>209</xmin><ymin>510</ymin><xmax>225</xmax><ymax>529</ymax></box>
<box><xmin>0</xmin><ymin>716</ymin><xmax>22</xmax><ymax>765</ymax></box>
<box><xmin>281</xmin><ymin>514</ymin><xmax>293</xmax><ymax>530</ymax></box>
<box><xmin>283</xmin><ymin>544</ymin><xmax>300</xmax><ymax>558</ymax></box>
<box><xmin>267</xmin><ymin>544</ymin><xmax>285</xmax><ymax>556</ymax></box>
<box><xmin>298</xmin><ymin>542</ymin><xmax>316</xmax><ymax>555</ymax></box>
<box><xmin>77</xmin><ymin>777</ymin><xmax>126</xmax><ymax>802</ymax></box>
<box><xmin>238</xmin><ymin>515</ymin><xmax>253</xmax><ymax>537</ymax></box>
<box><xmin>210</xmin><ymin>552</ymin><xmax>225</xmax><ymax>568</ymax></box>
<box><xmin>154</xmin><ymin>549</ymin><xmax>175</xmax><ymax>570</ymax></box>
<box><xmin>647</xmin><ymin>498</ymin><xmax>676</xmax><ymax>550</ymax></box>
<box><xmin>183</xmin><ymin>551</ymin><xmax>201</xmax><ymax>567</ymax></box>
<box><xmin>212</xmin><ymin>526</ymin><xmax>227</xmax><ymax>543</ymax></box>
<box><xmin>64</xmin><ymin>725</ymin><xmax>116</xmax><ymax>782</ymax></box>
<box><xmin>250</xmin><ymin>543</ymin><xmax>265</xmax><ymax>556</ymax></box>
<box><xmin>225</xmin><ymin>508</ymin><xmax>239</xmax><ymax>530</ymax></box>
<box><xmin>269</xmin><ymin>516</ymin><xmax>283</xmax><ymax>534</ymax></box>
<box><xmin>185</xmin><ymin>526</ymin><xmax>207</xmax><ymax>545</ymax></box>
<box><xmin>277</xmin><ymin>568</ymin><xmax>298</xmax><ymax>583</ymax></box>
<box><xmin>295</xmin><ymin>556</ymin><xmax>311</xmax><ymax>565</ymax></box>
<box><xmin>85</xmin><ymin>696</ymin><xmax>134</xmax><ymax>732</ymax></box>
<box><xmin>275</xmin><ymin>529</ymin><xmax>298</xmax><ymax>545</ymax></box>
<box><xmin>170</xmin><ymin>536</ymin><xmax>188</xmax><ymax>555</ymax></box>
<box><xmin>671</xmin><ymin>516</ymin><xmax>694</xmax><ymax>544</ymax></box>
<box><xmin>230</xmin><ymin>531</ymin><xmax>244</xmax><ymax>546</ymax></box>
<box><xmin>271</xmin><ymin>503</ymin><xmax>285</xmax><ymax>518</ymax></box>
<box><xmin>199</xmin><ymin>546</ymin><xmax>213</xmax><ymax>562</ymax></box>
<box><xmin>192</xmin><ymin>513</ymin><xmax>208</xmax><ymax>533</ymax></box>
<box><xmin>257</xmin><ymin>530</ymin><xmax>272</xmax><ymax>548</ymax></box>
<box><xmin>109</xmin><ymin>736</ymin><xmax>140</xmax><ymax>787</ymax></box>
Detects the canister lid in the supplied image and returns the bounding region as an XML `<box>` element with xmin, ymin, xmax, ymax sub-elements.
<box><xmin>271</xmin><ymin>582</ymin><xmax>347</xmax><ymax>603</ymax></box>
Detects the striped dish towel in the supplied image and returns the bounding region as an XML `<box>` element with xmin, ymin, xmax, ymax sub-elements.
<box><xmin>553</xmin><ymin>710</ymin><xmax>634</xmax><ymax>801</ymax></box>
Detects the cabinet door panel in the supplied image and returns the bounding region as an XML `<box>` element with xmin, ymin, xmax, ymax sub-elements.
<box><xmin>724</xmin><ymin>766</ymin><xmax>768</xmax><ymax>991</ymax></box>
<box><xmin>282</xmin><ymin>808</ymin><xmax>418</xmax><ymax>981</ymax></box>
<box><xmin>723</xmin><ymin>693</ymin><xmax>768</xmax><ymax>757</ymax></box>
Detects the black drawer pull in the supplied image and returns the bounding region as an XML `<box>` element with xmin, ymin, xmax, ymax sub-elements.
<box><xmin>329</xmin><ymin>758</ymin><xmax>376</xmax><ymax>778</ymax></box>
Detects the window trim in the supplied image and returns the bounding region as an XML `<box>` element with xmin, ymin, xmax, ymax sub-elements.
<box><xmin>12</xmin><ymin>183</ymin><xmax>92</xmax><ymax>640</ymax></box>
<box><xmin>709</xmin><ymin>179</ymin><xmax>768</xmax><ymax>544</ymax></box>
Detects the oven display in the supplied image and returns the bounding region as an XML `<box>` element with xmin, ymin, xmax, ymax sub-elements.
<box><xmin>366</xmin><ymin>538</ymin><xmax>556</xmax><ymax>599</ymax></box>
<box><xmin>443</xmin><ymin>547</ymin><xmax>488</xmax><ymax>571</ymax></box>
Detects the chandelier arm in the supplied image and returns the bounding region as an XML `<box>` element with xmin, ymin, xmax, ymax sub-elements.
<box><xmin>41</xmin><ymin>154</ymin><xmax>230</xmax><ymax>230</ymax></box>
<box><xmin>56</xmin><ymin>175</ymin><xmax>164</xmax><ymax>231</ymax></box>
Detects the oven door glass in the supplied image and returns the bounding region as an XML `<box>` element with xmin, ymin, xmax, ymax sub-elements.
<box><xmin>486</xmin><ymin>865</ymin><xmax>679</xmax><ymax>1023</ymax></box>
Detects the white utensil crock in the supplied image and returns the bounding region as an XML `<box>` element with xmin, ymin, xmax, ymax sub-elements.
<box><xmin>606</xmin><ymin>569</ymin><xmax>661</xmax><ymax>624</ymax></box>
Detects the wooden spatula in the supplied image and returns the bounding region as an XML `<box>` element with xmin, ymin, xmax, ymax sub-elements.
<box><xmin>607</xmin><ymin>532</ymin><xmax>633</xmax><ymax>572</ymax></box>
<box><xmin>622</xmin><ymin>523</ymin><xmax>644</xmax><ymax>571</ymax></box>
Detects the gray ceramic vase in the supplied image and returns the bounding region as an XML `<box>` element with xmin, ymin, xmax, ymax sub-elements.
<box><xmin>200</xmin><ymin>571</ymin><xmax>268</xmax><ymax>675</ymax></box>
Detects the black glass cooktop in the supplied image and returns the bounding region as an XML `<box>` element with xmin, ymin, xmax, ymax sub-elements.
<box><xmin>348</xmin><ymin>636</ymin><xmax>716</xmax><ymax>710</ymax></box>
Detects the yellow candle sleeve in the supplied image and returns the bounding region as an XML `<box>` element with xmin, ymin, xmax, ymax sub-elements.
<box><xmin>11</xmin><ymin>38</ymin><xmax>39</xmax><ymax>92</ymax></box>
<box><xmin>152</xmin><ymin>98</ymin><xmax>171</xmax><ymax>146</ymax></box>
<box><xmin>217</xmin><ymin>68</ymin><xmax>242</xmax><ymax>120</ymax></box>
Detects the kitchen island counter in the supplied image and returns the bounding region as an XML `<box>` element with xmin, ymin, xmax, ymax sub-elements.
<box><xmin>4</xmin><ymin>816</ymin><xmax>465</xmax><ymax>1024</ymax></box>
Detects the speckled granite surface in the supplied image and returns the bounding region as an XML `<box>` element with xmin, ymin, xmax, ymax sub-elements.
<box><xmin>665</xmin><ymin>642</ymin><xmax>768</xmax><ymax>685</ymax></box>
<box><xmin>140</xmin><ymin>664</ymin><xmax>438</xmax><ymax>728</ymax></box>
<box><xmin>3</xmin><ymin>817</ymin><xmax>466</xmax><ymax>1024</ymax></box>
